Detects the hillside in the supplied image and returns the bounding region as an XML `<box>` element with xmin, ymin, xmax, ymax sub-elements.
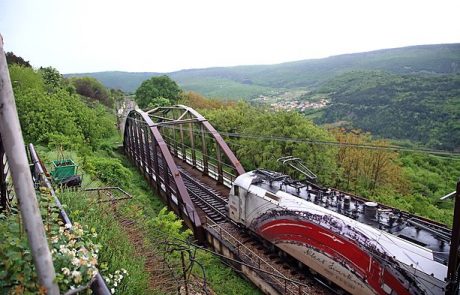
<box><xmin>316</xmin><ymin>71</ymin><xmax>460</xmax><ymax>150</ymax></box>
<box><xmin>66</xmin><ymin>43</ymin><xmax>460</xmax><ymax>98</ymax></box>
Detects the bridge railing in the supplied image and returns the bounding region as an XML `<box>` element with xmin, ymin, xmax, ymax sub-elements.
<box><xmin>161</xmin><ymin>132</ymin><xmax>237</xmax><ymax>187</ymax></box>
<box><xmin>124</xmin><ymin>109</ymin><xmax>205</xmax><ymax>241</ymax></box>
<box><xmin>146</xmin><ymin>105</ymin><xmax>245</xmax><ymax>184</ymax></box>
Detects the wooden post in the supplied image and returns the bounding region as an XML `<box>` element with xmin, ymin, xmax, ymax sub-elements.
<box><xmin>181</xmin><ymin>251</ymin><xmax>189</xmax><ymax>295</ymax></box>
<box><xmin>0</xmin><ymin>35</ymin><xmax>59</xmax><ymax>294</ymax></box>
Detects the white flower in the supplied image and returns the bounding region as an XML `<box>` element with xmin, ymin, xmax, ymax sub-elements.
<box><xmin>72</xmin><ymin>270</ymin><xmax>82</xmax><ymax>284</ymax></box>
<box><xmin>88</xmin><ymin>268</ymin><xmax>98</xmax><ymax>278</ymax></box>
<box><xmin>111</xmin><ymin>288</ymin><xmax>115</xmax><ymax>294</ymax></box>
<box><xmin>61</xmin><ymin>267</ymin><xmax>71</xmax><ymax>276</ymax></box>
<box><xmin>105</xmin><ymin>277</ymin><xmax>110</xmax><ymax>283</ymax></box>
<box><xmin>71</xmin><ymin>257</ymin><xmax>80</xmax><ymax>266</ymax></box>
<box><xmin>59</xmin><ymin>245</ymin><xmax>70</xmax><ymax>255</ymax></box>
<box><xmin>114</xmin><ymin>282</ymin><xmax>117</xmax><ymax>287</ymax></box>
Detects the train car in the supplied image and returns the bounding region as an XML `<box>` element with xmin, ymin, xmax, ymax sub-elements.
<box><xmin>228</xmin><ymin>169</ymin><xmax>449</xmax><ymax>295</ymax></box>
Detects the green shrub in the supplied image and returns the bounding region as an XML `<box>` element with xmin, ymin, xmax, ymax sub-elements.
<box><xmin>83</xmin><ymin>157</ymin><xmax>133</xmax><ymax>188</ymax></box>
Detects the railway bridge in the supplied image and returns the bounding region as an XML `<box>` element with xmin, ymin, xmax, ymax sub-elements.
<box><xmin>123</xmin><ymin>105</ymin><xmax>331</xmax><ymax>295</ymax></box>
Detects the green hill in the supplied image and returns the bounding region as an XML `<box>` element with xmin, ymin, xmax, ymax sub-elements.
<box><xmin>316</xmin><ymin>71</ymin><xmax>460</xmax><ymax>150</ymax></box>
<box><xmin>66</xmin><ymin>43</ymin><xmax>460</xmax><ymax>149</ymax></box>
<box><xmin>66</xmin><ymin>43</ymin><xmax>460</xmax><ymax>98</ymax></box>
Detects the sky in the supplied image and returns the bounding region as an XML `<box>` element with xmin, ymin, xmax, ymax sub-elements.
<box><xmin>1</xmin><ymin>0</ymin><xmax>459</xmax><ymax>74</ymax></box>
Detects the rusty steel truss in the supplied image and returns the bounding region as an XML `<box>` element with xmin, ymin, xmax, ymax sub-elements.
<box><xmin>123</xmin><ymin>105</ymin><xmax>244</xmax><ymax>241</ymax></box>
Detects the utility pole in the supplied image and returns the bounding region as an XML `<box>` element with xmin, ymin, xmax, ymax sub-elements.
<box><xmin>0</xmin><ymin>35</ymin><xmax>59</xmax><ymax>294</ymax></box>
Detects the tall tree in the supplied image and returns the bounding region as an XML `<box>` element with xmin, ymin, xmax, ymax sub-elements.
<box><xmin>70</xmin><ymin>77</ymin><xmax>113</xmax><ymax>108</ymax></box>
<box><xmin>6</xmin><ymin>52</ymin><xmax>31</xmax><ymax>67</ymax></box>
<box><xmin>135</xmin><ymin>75</ymin><xmax>181</xmax><ymax>109</ymax></box>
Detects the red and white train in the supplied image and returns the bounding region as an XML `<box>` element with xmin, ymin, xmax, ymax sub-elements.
<box><xmin>228</xmin><ymin>169</ymin><xmax>449</xmax><ymax>295</ymax></box>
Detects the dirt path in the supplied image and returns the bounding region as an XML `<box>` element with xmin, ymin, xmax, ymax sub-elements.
<box><xmin>116</xmin><ymin>215</ymin><xmax>180</xmax><ymax>293</ymax></box>
<box><xmin>111</xmin><ymin>205</ymin><xmax>213</xmax><ymax>295</ymax></box>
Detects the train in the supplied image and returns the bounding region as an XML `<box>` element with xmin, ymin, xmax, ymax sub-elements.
<box><xmin>227</xmin><ymin>169</ymin><xmax>449</xmax><ymax>295</ymax></box>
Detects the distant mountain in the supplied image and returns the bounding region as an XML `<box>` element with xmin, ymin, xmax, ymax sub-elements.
<box><xmin>66</xmin><ymin>43</ymin><xmax>460</xmax><ymax>98</ymax></box>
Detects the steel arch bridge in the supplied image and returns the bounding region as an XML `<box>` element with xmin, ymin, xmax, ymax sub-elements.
<box><xmin>123</xmin><ymin>105</ymin><xmax>245</xmax><ymax>241</ymax></box>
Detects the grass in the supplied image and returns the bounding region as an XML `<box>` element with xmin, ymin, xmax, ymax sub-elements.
<box><xmin>59</xmin><ymin>191</ymin><xmax>150</xmax><ymax>295</ymax></box>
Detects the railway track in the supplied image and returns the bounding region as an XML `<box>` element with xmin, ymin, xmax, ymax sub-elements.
<box><xmin>179</xmin><ymin>169</ymin><xmax>228</xmax><ymax>223</ymax></box>
<box><xmin>172</xmin><ymin>160</ymin><xmax>332</xmax><ymax>295</ymax></box>
<box><xmin>151</xmin><ymin>148</ymin><xmax>228</xmax><ymax>223</ymax></box>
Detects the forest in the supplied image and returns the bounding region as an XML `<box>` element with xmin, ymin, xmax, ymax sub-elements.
<box><xmin>316</xmin><ymin>71</ymin><xmax>460</xmax><ymax>150</ymax></box>
<box><xmin>181</xmin><ymin>93</ymin><xmax>459</xmax><ymax>225</ymax></box>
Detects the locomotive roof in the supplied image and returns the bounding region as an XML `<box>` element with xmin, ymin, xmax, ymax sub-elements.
<box><xmin>234</xmin><ymin>170</ymin><xmax>450</xmax><ymax>281</ymax></box>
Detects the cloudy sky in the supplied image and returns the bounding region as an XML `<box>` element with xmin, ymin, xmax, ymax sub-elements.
<box><xmin>1</xmin><ymin>0</ymin><xmax>459</xmax><ymax>74</ymax></box>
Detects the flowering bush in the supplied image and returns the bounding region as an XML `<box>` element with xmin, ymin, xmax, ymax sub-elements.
<box><xmin>51</xmin><ymin>222</ymin><xmax>101</xmax><ymax>291</ymax></box>
<box><xmin>0</xmin><ymin>192</ymin><xmax>127</xmax><ymax>294</ymax></box>
<box><xmin>104</xmin><ymin>269</ymin><xmax>128</xmax><ymax>294</ymax></box>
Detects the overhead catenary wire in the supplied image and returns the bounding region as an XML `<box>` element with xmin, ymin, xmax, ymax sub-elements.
<box><xmin>126</xmin><ymin>116</ymin><xmax>460</xmax><ymax>158</ymax></box>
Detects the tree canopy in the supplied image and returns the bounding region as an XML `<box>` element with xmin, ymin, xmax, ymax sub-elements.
<box><xmin>9</xmin><ymin>64</ymin><xmax>116</xmax><ymax>149</ymax></box>
<box><xmin>135</xmin><ymin>75</ymin><xmax>181</xmax><ymax>109</ymax></box>
<box><xmin>317</xmin><ymin>71</ymin><xmax>460</xmax><ymax>150</ymax></box>
<box><xmin>194</xmin><ymin>96</ymin><xmax>458</xmax><ymax>225</ymax></box>
<box><xmin>70</xmin><ymin>76</ymin><xmax>114</xmax><ymax>108</ymax></box>
<box><xmin>6</xmin><ymin>52</ymin><xmax>31</xmax><ymax>68</ymax></box>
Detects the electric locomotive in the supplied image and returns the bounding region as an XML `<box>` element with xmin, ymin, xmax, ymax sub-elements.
<box><xmin>228</xmin><ymin>169</ymin><xmax>449</xmax><ymax>295</ymax></box>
